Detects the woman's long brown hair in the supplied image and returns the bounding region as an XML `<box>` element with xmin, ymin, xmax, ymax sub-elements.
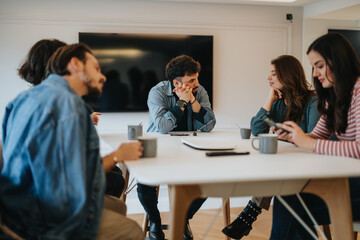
<box><xmin>271</xmin><ymin>55</ymin><xmax>314</xmax><ymax>122</ymax></box>
<box><xmin>307</xmin><ymin>33</ymin><xmax>360</xmax><ymax>134</ymax></box>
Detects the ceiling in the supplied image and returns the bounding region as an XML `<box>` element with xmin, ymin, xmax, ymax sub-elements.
<box><xmin>150</xmin><ymin>0</ymin><xmax>321</xmax><ymax>6</ymax></box>
<box><xmin>310</xmin><ymin>4</ymin><xmax>360</xmax><ymax>21</ymax></box>
<box><xmin>151</xmin><ymin>0</ymin><xmax>360</xmax><ymax>21</ymax></box>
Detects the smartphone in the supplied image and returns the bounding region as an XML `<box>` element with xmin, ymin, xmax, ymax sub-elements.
<box><xmin>263</xmin><ymin>118</ymin><xmax>289</xmax><ymax>133</ymax></box>
<box><xmin>206</xmin><ymin>151</ymin><xmax>250</xmax><ymax>157</ymax></box>
<box><xmin>170</xmin><ymin>133</ymin><xmax>190</xmax><ymax>136</ymax></box>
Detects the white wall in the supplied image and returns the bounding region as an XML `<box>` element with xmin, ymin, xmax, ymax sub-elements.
<box><xmin>302</xmin><ymin>0</ymin><xmax>360</xmax><ymax>81</ymax></box>
<box><xmin>302</xmin><ymin>18</ymin><xmax>360</xmax><ymax>83</ymax></box>
<box><xmin>0</xmin><ymin>0</ymin><xmax>303</xmax><ymax>133</ymax></box>
<box><xmin>0</xmin><ymin>0</ymin><xmax>303</xmax><ymax>213</ymax></box>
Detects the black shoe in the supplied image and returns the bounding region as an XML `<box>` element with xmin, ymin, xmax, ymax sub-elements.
<box><xmin>149</xmin><ymin>222</ymin><xmax>165</xmax><ymax>240</ymax></box>
<box><xmin>222</xmin><ymin>200</ymin><xmax>262</xmax><ymax>239</ymax></box>
<box><xmin>222</xmin><ymin>217</ymin><xmax>252</xmax><ymax>239</ymax></box>
<box><xmin>183</xmin><ymin>221</ymin><xmax>193</xmax><ymax>240</ymax></box>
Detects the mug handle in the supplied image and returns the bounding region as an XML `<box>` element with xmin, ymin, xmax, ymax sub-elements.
<box><xmin>138</xmin><ymin>125</ymin><xmax>143</xmax><ymax>137</ymax></box>
<box><xmin>129</xmin><ymin>128</ymin><xmax>135</xmax><ymax>138</ymax></box>
<box><xmin>251</xmin><ymin>138</ymin><xmax>260</xmax><ymax>150</ymax></box>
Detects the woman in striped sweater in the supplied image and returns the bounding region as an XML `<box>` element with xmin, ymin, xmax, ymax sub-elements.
<box><xmin>270</xmin><ymin>33</ymin><xmax>360</xmax><ymax>239</ymax></box>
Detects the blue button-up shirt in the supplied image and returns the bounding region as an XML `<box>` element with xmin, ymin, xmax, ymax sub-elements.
<box><xmin>1</xmin><ymin>74</ymin><xmax>105</xmax><ymax>240</ymax></box>
<box><xmin>147</xmin><ymin>81</ymin><xmax>216</xmax><ymax>133</ymax></box>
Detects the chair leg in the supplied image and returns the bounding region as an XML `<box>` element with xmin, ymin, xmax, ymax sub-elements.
<box><xmin>322</xmin><ymin>225</ymin><xmax>332</xmax><ymax>240</ymax></box>
<box><xmin>222</xmin><ymin>198</ymin><xmax>230</xmax><ymax>240</ymax></box>
<box><xmin>120</xmin><ymin>170</ymin><xmax>130</xmax><ymax>203</ymax></box>
<box><xmin>303</xmin><ymin>178</ymin><xmax>353</xmax><ymax>240</ymax></box>
<box><xmin>142</xmin><ymin>212</ymin><xmax>149</xmax><ymax>234</ymax></box>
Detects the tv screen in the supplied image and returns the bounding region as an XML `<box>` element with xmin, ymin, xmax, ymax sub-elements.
<box><xmin>79</xmin><ymin>33</ymin><xmax>213</xmax><ymax>112</ymax></box>
<box><xmin>328</xmin><ymin>29</ymin><xmax>360</xmax><ymax>58</ymax></box>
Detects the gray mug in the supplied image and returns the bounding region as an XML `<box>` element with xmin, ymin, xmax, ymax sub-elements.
<box><xmin>251</xmin><ymin>133</ymin><xmax>278</xmax><ymax>154</ymax></box>
<box><xmin>240</xmin><ymin>128</ymin><xmax>251</xmax><ymax>139</ymax></box>
<box><xmin>128</xmin><ymin>124</ymin><xmax>143</xmax><ymax>140</ymax></box>
<box><xmin>138</xmin><ymin>137</ymin><xmax>157</xmax><ymax>158</ymax></box>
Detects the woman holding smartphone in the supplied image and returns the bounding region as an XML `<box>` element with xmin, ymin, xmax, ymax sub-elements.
<box><xmin>222</xmin><ymin>55</ymin><xmax>320</xmax><ymax>239</ymax></box>
<box><xmin>270</xmin><ymin>33</ymin><xmax>360</xmax><ymax>239</ymax></box>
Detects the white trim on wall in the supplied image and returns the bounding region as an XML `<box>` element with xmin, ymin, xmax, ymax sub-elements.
<box><xmin>0</xmin><ymin>15</ymin><xmax>291</xmax><ymax>34</ymax></box>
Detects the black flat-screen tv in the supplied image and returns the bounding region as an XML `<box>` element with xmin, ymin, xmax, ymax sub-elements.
<box><xmin>328</xmin><ymin>29</ymin><xmax>360</xmax><ymax>58</ymax></box>
<box><xmin>79</xmin><ymin>33</ymin><xmax>213</xmax><ymax>112</ymax></box>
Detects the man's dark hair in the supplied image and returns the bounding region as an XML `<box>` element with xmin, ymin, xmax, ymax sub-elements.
<box><xmin>165</xmin><ymin>55</ymin><xmax>201</xmax><ymax>81</ymax></box>
<box><xmin>47</xmin><ymin>43</ymin><xmax>93</xmax><ymax>76</ymax></box>
<box><xmin>18</xmin><ymin>39</ymin><xmax>66</xmax><ymax>85</ymax></box>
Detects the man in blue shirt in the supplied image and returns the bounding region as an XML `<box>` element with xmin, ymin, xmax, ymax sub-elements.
<box><xmin>1</xmin><ymin>43</ymin><xmax>143</xmax><ymax>240</ymax></box>
<box><xmin>139</xmin><ymin>55</ymin><xmax>216</xmax><ymax>240</ymax></box>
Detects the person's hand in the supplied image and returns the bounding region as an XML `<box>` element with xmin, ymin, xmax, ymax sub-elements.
<box><xmin>115</xmin><ymin>142</ymin><xmax>143</xmax><ymax>161</ymax></box>
<box><xmin>268</xmin><ymin>88</ymin><xmax>282</xmax><ymax>102</ymax></box>
<box><xmin>277</xmin><ymin>121</ymin><xmax>316</xmax><ymax>150</ymax></box>
<box><xmin>272</xmin><ymin>127</ymin><xmax>291</xmax><ymax>142</ymax></box>
<box><xmin>173</xmin><ymin>83</ymin><xmax>192</xmax><ymax>103</ymax></box>
<box><xmin>91</xmin><ymin>112</ymin><xmax>102</xmax><ymax>126</ymax></box>
<box><xmin>263</xmin><ymin>88</ymin><xmax>282</xmax><ymax>111</ymax></box>
<box><xmin>269</xmin><ymin>126</ymin><xmax>290</xmax><ymax>141</ymax></box>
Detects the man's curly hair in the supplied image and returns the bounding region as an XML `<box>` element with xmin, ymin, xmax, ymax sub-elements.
<box><xmin>165</xmin><ymin>55</ymin><xmax>201</xmax><ymax>82</ymax></box>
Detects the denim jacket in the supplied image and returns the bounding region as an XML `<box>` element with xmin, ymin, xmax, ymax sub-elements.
<box><xmin>1</xmin><ymin>74</ymin><xmax>105</xmax><ymax>240</ymax></box>
<box><xmin>147</xmin><ymin>81</ymin><xmax>216</xmax><ymax>133</ymax></box>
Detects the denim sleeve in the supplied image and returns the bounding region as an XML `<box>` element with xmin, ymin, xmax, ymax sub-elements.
<box><xmin>27</xmin><ymin>115</ymin><xmax>88</xmax><ymax>237</ymax></box>
<box><xmin>194</xmin><ymin>86</ymin><xmax>216</xmax><ymax>132</ymax></box>
<box><xmin>250</xmin><ymin>107</ymin><xmax>271</xmax><ymax>136</ymax></box>
<box><xmin>305</xmin><ymin>96</ymin><xmax>320</xmax><ymax>133</ymax></box>
<box><xmin>147</xmin><ymin>87</ymin><xmax>183</xmax><ymax>134</ymax></box>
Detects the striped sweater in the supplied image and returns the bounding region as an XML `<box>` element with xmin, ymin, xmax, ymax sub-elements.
<box><xmin>309</xmin><ymin>77</ymin><xmax>360</xmax><ymax>159</ymax></box>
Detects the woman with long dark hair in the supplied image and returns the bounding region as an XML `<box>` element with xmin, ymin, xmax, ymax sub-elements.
<box><xmin>223</xmin><ymin>55</ymin><xmax>320</xmax><ymax>239</ymax></box>
<box><xmin>18</xmin><ymin>39</ymin><xmax>67</xmax><ymax>85</ymax></box>
<box><xmin>270</xmin><ymin>33</ymin><xmax>360</xmax><ymax>239</ymax></box>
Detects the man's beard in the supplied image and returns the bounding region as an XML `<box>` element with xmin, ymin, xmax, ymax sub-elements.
<box><xmin>81</xmin><ymin>71</ymin><xmax>102</xmax><ymax>98</ymax></box>
<box><xmin>86</xmin><ymin>85</ymin><xmax>102</xmax><ymax>98</ymax></box>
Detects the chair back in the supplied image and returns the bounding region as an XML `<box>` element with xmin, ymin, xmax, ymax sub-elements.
<box><xmin>354</xmin><ymin>221</ymin><xmax>360</xmax><ymax>232</ymax></box>
<box><xmin>0</xmin><ymin>140</ymin><xmax>3</xmax><ymax>172</ymax></box>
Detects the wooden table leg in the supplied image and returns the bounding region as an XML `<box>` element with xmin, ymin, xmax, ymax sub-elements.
<box><xmin>222</xmin><ymin>198</ymin><xmax>230</xmax><ymax>240</ymax></box>
<box><xmin>303</xmin><ymin>178</ymin><xmax>353</xmax><ymax>240</ymax></box>
<box><xmin>168</xmin><ymin>185</ymin><xmax>202</xmax><ymax>240</ymax></box>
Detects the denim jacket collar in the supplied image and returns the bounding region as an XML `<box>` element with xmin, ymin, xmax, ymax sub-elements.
<box><xmin>165</xmin><ymin>80</ymin><xmax>174</xmax><ymax>97</ymax></box>
<box><xmin>44</xmin><ymin>74</ymin><xmax>78</xmax><ymax>96</ymax></box>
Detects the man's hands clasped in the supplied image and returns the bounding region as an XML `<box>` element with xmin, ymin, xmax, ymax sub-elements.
<box><xmin>173</xmin><ymin>83</ymin><xmax>193</xmax><ymax>103</ymax></box>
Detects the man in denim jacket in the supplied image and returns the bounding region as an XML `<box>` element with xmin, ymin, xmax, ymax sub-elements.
<box><xmin>1</xmin><ymin>43</ymin><xmax>143</xmax><ymax>240</ymax></box>
<box><xmin>138</xmin><ymin>55</ymin><xmax>216</xmax><ymax>240</ymax></box>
